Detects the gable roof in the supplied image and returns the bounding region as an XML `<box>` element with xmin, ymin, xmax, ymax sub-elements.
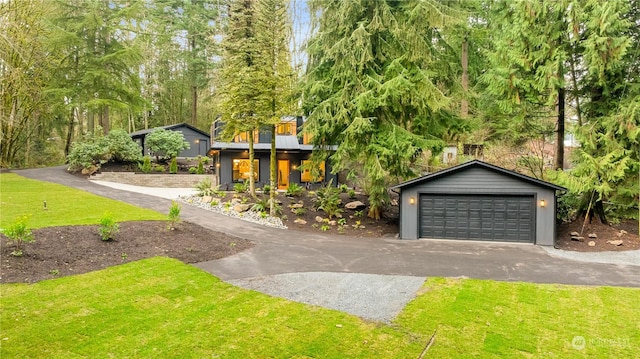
<box><xmin>391</xmin><ymin>160</ymin><xmax>566</xmax><ymax>191</ymax></box>
<box><xmin>130</xmin><ymin>123</ymin><xmax>210</xmax><ymax>138</ymax></box>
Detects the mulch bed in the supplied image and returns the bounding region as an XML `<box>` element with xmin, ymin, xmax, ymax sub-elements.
<box><xmin>1</xmin><ymin>221</ymin><xmax>253</xmax><ymax>284</ymax></box>
<box><xmin>556</xmin><ymin>218</ymin><xmax>640</xmax><ymax>252</ymax></box>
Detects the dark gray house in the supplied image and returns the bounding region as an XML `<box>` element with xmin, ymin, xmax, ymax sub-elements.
<box><xmin>391</xmin><ymin>160</ymin><xmax>566</xmax><ymax>245</ymax></box>
<box><xmin>210</xmin><ymin>116</ymin><xmax>338</xmax><ymax>190</ymax></box>
<box><xmin>130</xmin><ymin>123</ymin><xmax>210</xmax><ymax>158</ymax></box>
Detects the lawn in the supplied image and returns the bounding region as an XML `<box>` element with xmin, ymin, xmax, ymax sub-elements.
<box><xmin>2</xmin><ymin>258</ymin><xmax>638</xmax><ymax>358</ymax></box>
<box><xmin>0</xmin><ymin>173</ymin><xmax>165</xmax><ymax>228</ymax></box>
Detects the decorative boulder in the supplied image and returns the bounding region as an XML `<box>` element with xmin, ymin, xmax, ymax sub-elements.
<box><xmin>345</xmin><ymin>201</ymin><xmax>366</xmax><ymax>210</ymax></box>
<box><xmin>234</xmin><ymin>204</ymin><xmax>251</xmax><ymax>213</ymax></box>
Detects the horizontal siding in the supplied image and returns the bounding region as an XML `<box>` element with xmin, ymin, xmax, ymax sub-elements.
<box><xmin>413</xmin><ymin>167</ymin><xmax>542</xmax><ymax>193</ymax></box>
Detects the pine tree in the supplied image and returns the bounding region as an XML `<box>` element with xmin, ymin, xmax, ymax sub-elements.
<box><xmin>217</xmin><ymin>0</ymin><xmax>262</xmax><ymax>196</ymax></box>
<box><xmin>302</xmin><ymin>0</ymin><xmax>463</xmax><ymax>219</ymax></box>
<box><xmin>254</xmin><ymin>0</ymin><xmax>296</xmax><ymax>216</ymax></box>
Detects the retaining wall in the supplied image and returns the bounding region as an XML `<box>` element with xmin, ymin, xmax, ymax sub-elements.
<box><xmin>90</xmin><ymin>172</ymin><xmax>216</xmax><ymax>188</ymax></box>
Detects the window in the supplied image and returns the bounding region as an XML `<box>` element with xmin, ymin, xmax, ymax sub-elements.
<box><xmin>300</xmin><ymin>160</ymin><xmax>325</xmax><ymax>183</ymax></box>
<box><xmin>276</xmin><ymin>122</ymin><xmax>296</xmax><ymax>136</ymax></box>
<box><xmin>302</xmin><ymin>132</ymin><xmax>313</xmax><ymax>145</ymax></box>
<box><xmin>232</xmin><ymin>159</ymin><xmax>259</xmax><ymax>182</ymax></box>
<box><xmin>233</xmin><ymin>131</ymin><xmax>258</xmax><ymax>143</ymax></box>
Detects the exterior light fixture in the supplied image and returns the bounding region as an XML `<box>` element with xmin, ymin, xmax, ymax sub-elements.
<box><xmin>539</xmin><ymin>199</ymin><xmax>546</xmax><ymax>208</ymax></box>
<box><xmin>195</xmin><ymin>139</ymin><xmax>200</xmax><ymax>144</ymax></box>
<box><xmin>409</xmin><ymin>197</ymin><xmax>416</xmax><ymax>205</ymax></box>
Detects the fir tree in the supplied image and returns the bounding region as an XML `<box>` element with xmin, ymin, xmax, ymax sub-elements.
<box><xmin>302</xmin><ymin>0</ymin><xmax>462</xmax><ymax>219</ymax></box>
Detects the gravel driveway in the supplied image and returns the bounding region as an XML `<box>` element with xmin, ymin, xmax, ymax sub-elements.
<box><xmin>230</xmin><ymin>272</ymin><xmax>426</xmax><ymax>322</ymax></box>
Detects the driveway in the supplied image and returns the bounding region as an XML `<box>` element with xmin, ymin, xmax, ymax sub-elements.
<box><xmin>14</xmin><ymin>166</ymin><xmax>640</xmax><ymax>288</ymax></box>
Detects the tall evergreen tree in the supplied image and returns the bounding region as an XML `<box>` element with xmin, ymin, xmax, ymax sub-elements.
<box><xmin>217</xmin><ymin>0</ymin><xmax>262</xmax><ymax>196</ymax></box>
<box><xmin>302</xmin><ymin>0</ymin><xmax>462</xmax><ymax>219</ymax></box>
<box><xmin>254</xmin><ymin>0</ymin><xmax>296</xmax><ymax>216</ymax></box>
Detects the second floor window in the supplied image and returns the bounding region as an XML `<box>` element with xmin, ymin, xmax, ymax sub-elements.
<box><xmin>276</xmin><ymin>123</ymin><xmax>295</xmax><ymax>136</ymax></box>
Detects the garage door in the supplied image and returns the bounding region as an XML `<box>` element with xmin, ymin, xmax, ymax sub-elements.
<box><xmin>419</xmin><ymin>194</ymin><xmax>534</xmax><ymax>243</ymax></box>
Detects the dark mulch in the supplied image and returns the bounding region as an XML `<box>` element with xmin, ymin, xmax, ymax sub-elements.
<box><xmin>556</xmin><ymin>218</ymin><xmax>640</xmax><ymax>252</ymax></box>
<box><xmin>1</xmin><ymin>221</ymin><xmax>253</xmax><ymax>284</ymax></box>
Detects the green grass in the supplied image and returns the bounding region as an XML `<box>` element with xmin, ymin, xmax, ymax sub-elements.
<box><xmin>397</xmin><ymin>277</ymin><xmax>640</xmax><ymax>358</ymax></box>
<box><xmin>1</xmin><ymin>260</ymin><xmax>638</xmax><ymax>358</ymax></box>
<box><xmin>0</xmin><ymin>173</ymin><xmax>164</xmax><ymax>228</ymax></box>
<box><xmin>0</xmin><ymin>257</ymin><xmax>424</xmax><ymax>358</ymax></box>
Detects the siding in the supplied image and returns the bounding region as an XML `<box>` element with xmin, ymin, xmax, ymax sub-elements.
<box><xmin>399</xmin><ymin>166</ymin><xmax>557</xmax><ymax>245</ymax></box>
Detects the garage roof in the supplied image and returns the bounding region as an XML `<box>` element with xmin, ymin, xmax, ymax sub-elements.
<box><xmin>391</xmin><ymin>160</ymin><xmax>566</xmax><ymax>191</ymax></box>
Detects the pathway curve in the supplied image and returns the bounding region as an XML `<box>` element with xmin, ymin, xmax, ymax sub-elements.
<box><xmin>12</xmin><ymin>167</ymin><xmax>640</xmax><ymax>320</ymax></box>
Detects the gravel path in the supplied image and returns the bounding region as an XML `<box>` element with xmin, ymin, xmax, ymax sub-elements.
<box><xmin>542</xmin><ymin>247</ymin><xmax>640</xmax><ymax>266</ymax></box>
<box><xmin>230</xmin><ymin>272</ymin><xmax>426</xmax><ymax>323</ymax></box>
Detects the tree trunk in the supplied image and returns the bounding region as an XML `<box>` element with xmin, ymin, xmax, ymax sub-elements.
<box><xmin>101</xmin><ymin>106</ymin><xmax>110</xmax><ymax>134</ymax></box>
<box><xmin>88</xmin><ymin>111</ymin><xmax>95</xmax><ymax>133</ymax></box>
<box><xmin>64</xmin><ymin>107</ymin><xmax>75</xmax><ymax>157</ymax></box>
<box><xmin>270</xmin><ymin>124</ymin><xmax>277</xmax><ymax>216</ymax></box>
<box><xmin>248</xmin><ymin>129</ymin><xmax>256</xmax><ymax>197</ymax></box>
<box><xmin>555</xmin><ymin>86</ymin><xmax>565</xmax><ymax>170</ymax></box>
<box><xmin>461</xmin><ymin>38</ymin><xmax>469</xmax><ymax>119</ymax></box>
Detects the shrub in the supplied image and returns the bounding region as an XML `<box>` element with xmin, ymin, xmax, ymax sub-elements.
<box><xmin>2</xmin><ymin>215</ymin><xmax>35</xmax><ymax>256</ymax></box>
<box><xmin>315</xmin><ymin>180</ymin><xmax>343</xmax><ymax>219</ymax></box>
<box><xmin>286</xmin><ymin>182</ymin><xmax>304</xmax><ymax>197</ymax></box>
<box><xmin>189</xmin><ymin>167</ymin><xmax>197</xmax><ymax>174</ymax></box>
<box><xmin>197</xmin><ymin>156</ymin><xmax>206</xmax><ymax>174</ymax></box>
<box><xmin>292</xmin><ymin>207</ymin><xmax>306</xmax><ymax>216</ymax></box>
<box><xmin>139</xmin><ymin>156</ymin><xmax>152</xmax><ymax>173</ymax></box>
<box><xmin>153</xmin><ymin>164</ymin><xmax>165</xmax><ymax>172</ymax></box>
<box><xmin>169</xmin><ymin>157</ymin><xmax>178</xmax><ymax>174</ymax></box>
<box><xmin>251</xmin><ymin>197</ymin><xmax>269</xmax><ymax>213</ymax></box>
<box><xmin>234</xmin><ymin>180</ymin><xmax>248</xmax><ymax>194</ymax></box>
<box><xmin>339</xmin><ymin>184</ymin><xmax>349</xmax><ymax>193</ymax></box>
<box><xmin>195</xmin><ymin>178</ymin><xmax>214</xmax><ymax>196</ymax></box>
<box><xmin>67</xmin><ymin>129</ymin><xmax>142</xmax><ymax>173</ymax></box>
<box><xmin>262</xmin><ymin>184</ymin><xmax>271</xmax><ymax>194</ymax></box>
<box><xmin>98</xmin><ymin>212</ymin><xmax>120</xmax><ymax>241</ymax></box>
<box><xmin>167</xmin><ymin>201</ymin><xmax>181</xmax><ymax>230</ymax></box>
<box><xmin>348</xmin><ymin>189</ymin><xmax>356</xmax><ymax>199</ymax></box>
<box><xmin>145</xmin><ymin>129</ymin><xmax>189</xmax><ymax>162</ymax></box>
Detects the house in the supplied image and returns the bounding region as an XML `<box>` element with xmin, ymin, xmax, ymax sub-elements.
<box><xmin>130</xmin><ymin>123</ymin><xmax>211</xmax><ymax>158</ymax></box>
<box><xmin>210</xmin><ymin>116</ymin><xmax>338</xmax><ymax>190</ymax></box>
<box><xmin>391</xmin><ymin>160</ymin><xmax>566</xmax><ymax>245</ymax></box>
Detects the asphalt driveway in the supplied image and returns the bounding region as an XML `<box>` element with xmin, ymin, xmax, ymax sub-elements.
<box><xmin>13</xmin><ymin>166</ymin><xmax>640</xmax><ymax>289</ymax></box>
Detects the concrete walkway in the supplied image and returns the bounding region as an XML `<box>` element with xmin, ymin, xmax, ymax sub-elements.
<box><xmin>13</xmin><ymin>166</ymin><xmax>640</xmax><ymax>289</ymax></box>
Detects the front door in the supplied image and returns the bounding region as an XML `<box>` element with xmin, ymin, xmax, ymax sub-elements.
<box><xmin>278</xmin><ymin>160</ymin><xmax>290</xmax><ymax>190</ymax></box>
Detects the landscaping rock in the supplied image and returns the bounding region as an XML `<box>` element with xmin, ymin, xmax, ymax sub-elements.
<box><xmin>571</xmin><ymin>236</ymin><xmax>585</xmax><ymax>242</ymax></box>
<box><xmin>570</xmin><ymin>231</ymin><xmax>580</xmax><ymax>237</ymax></box>
<box><xmin>231</xmin><ymin>198</ymin><xmax>241</xmax><ymax>205</ymax></box>
<box><xmin>315</xmin><ymin>216</ymin><xmax>324</xmax><ymax>223</ymax></box>
<box><xmin>234</xmin><ymin>204</ymin><xmax>251</xmax><ymax>213</ymax></box>
<box><xmin>294</xmin><ymin>218</ymin><xmax>307</xmax><ymax>225</ymax></box>
<box><xmin>202</xmin><ymin>196</ymin><xmax>213</xmax><ymax>203</ymax></box>
<box><xmin>588</xmin><ymin>241</ymin><xmax>596</xmax><ymax>247</ymax></box>
<box><xmin>345</xmin><ymin>201</ymin><xmax>366</xmax><ymax>210</ymax></box>
<box><xmin>617</xmin><ymin>230</ymin><xmax>628</xmax><ymax>237</ymax></box>
<box><xmin>328</xmin><ymin>220</ymin><xmax>337</xmax><ymax>226</ymax></box>
<box><xmin>588</xmin><ymin>233</ymin><xmax>597</xmax><ymax>238</ymax></box>
<box><xmin>289</xmin><ymin>203</ymin><xmax>304</xmax><ymax>209</ymax></box>
<box><xmin>607</xmin><ymin>240</ymin><xmax>624</xmax><ymax>246</ymax></box>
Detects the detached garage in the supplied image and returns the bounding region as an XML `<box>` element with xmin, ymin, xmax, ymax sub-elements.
<box><xmin>392</xmin><ymin>160</ymin><xmax>566</xmax><ymax>245</ymax></box>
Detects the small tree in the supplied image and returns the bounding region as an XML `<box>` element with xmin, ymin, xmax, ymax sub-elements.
<box><xmin>167</xmin><ymin>201</ymin><xmax>181</xmax><ymax>230</ymax></box>
<box><xmin>169</xmin><ymin>157</ymin><xmax>178</xmax><ymax>174</ymax></box>
<box><xmin>3</xmin><ymin>215</ymin><xmax>35</xmax><ymax>256</ymax></box>
<box><xmin>98</xmin><ymin>212</ymin><xmax>120</xmax><ymax>241</ymax></box>
<box><xmin>145</xmin><ymin>129</ymin><xmax>189</xmax><ymax>162</ymax></box>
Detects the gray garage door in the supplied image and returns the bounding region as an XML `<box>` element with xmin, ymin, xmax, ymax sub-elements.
<box><xmin>419</xmin><ymin>194</ymin><xmax>534</xmax><ymax>243</ymax></box>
